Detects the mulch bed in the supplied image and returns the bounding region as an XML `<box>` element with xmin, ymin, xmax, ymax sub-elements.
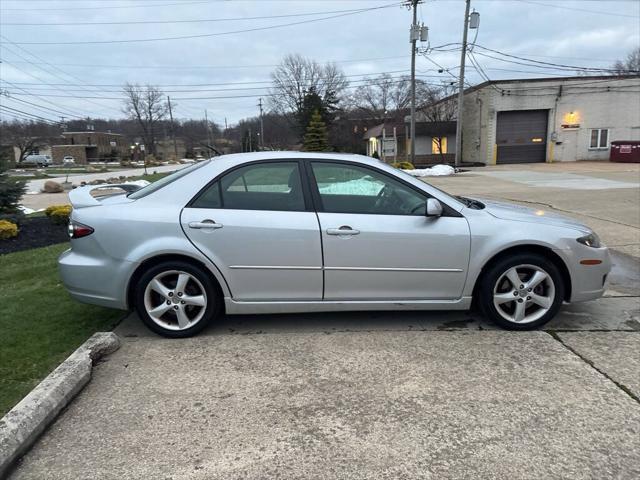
<box><xmin>0</xmin><ymin>217</ymin><xmax>69</xmax><ymax>255</ymax></box>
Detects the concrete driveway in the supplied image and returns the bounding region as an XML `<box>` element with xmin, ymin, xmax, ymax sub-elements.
<box><xmin>8</xmin><ymin>161</ymin><xmax>640</xmax><ymax>479</ymax></box>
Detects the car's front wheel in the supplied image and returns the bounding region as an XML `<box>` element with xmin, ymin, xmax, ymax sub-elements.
<box><xmin>478</xmin><ymin>253</ymin><xmax>565</xmax><ymax>330</ymax></box>
<box><xmin>134</xmin><ymin>261</ymin><xmax>220</xmax><ymax>338</ymax></box>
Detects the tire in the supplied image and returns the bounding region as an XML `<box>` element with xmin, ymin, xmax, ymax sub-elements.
<box><xmin>134</xmin><ymin>260</ymin><xmax>221</xmax><ymax>338</ymax></box>
<box><xmin>478</xmin><ymin>253</ymin><xmax>565</xmax><ymax>330</ymax></box>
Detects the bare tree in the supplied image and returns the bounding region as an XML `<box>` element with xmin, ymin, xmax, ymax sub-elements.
<box><xmin>417</xmin><ymin>84</ymin><xmax>457</xmax><ymax>162</ymax></box>
<box><xmin>611</xmin><ymin>47</ymin><xmax>640</xmax><ymax>74</ymax></box>
<box><xmin>351</xmin><ymin>74</ymin><xmax>431</xmax><ymax>124</ymax></box>
<box><xmin>122</xmin><ymin>83</ymin><xmax>169</xmax><ymax>156</ymax></box>
<box><xmin>0</xmin><ymin>120</ymin><xmax>50</xmax><ymax>162</ymax></box>
<box><xmin>269</xmin><ymin>54</ymin><xmax>348</xmax><ymax>119</ymax></box>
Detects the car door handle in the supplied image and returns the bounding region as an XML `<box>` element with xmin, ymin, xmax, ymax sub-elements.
<box><xmin>188</xmin><ymin>220</ymin><xmax>223</xmax><ymax>230</ymax></box>
<box><xmin>326</xmin><ymin>226</ymin><xmax>360</xmax><ymax>236</ymax></box>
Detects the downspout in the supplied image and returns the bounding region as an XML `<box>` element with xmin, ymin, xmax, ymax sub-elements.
<box><xmin>549</xmin><ymin>85</ymin><xmax>562</xmax><ymax>163</ymax></box>
<box><xmin>476</xmin><ymin>93</ymin><xmax>483</xmax><ymax>157</ymax></box>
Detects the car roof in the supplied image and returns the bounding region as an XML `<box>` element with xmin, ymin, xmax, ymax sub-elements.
<box><xmin>213</xmin><ymin>151</ymin><xmax>383</xmax><ymax>167</ymax></box>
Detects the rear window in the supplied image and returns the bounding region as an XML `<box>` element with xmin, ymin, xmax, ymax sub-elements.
<box><xmin>127</xmin><ymin>161</ymin><xmax>210</xmax><ymax>199</ymax></box>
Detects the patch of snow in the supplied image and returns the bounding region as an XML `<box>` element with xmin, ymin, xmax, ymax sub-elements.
<box><xmin>402</xmin><ymin>164</ymin><xmax>455</xmax><ymax>177</ymax></box>
<box><xmin>24</xmin><ymin>191</ymin><xmax>40</xmax><ymax>195</ymax></box>
<box><xmin>17</xmin><ymin>206</ymin><xmax>45</xmax><ymax>215</ymax></box>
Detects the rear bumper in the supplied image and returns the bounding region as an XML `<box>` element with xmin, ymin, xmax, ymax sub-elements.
<box><xmin>564</xmin><ymin>246</ymin><xmax>612</xmax><ymax>303</ymax></box>
<box><xmin>58</xmin><ymin>248</ymin><xmax>135</xmax><ymax>310</ymax></box>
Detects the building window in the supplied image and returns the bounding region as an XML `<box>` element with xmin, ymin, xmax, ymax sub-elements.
<box><xmin>432</xmin><ymin>137</ymin><xmax>447</xmax><ymax>154</ymax></box>
<box><xmin>589</xmin><ymin>129</ymin><xmax>609</xmax><ymax>149</ymax></box>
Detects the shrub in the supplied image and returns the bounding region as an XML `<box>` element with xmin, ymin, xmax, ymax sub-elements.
<box><xmin>0</xmin><ymin>212</ymin><xmax>25</xmax><ymax>226</ymax></box>
<box><xmin>46</xmin><ymin>204</ymin><xmax>72</xmax><ymax>225</ymax></box>
<box><xmin>391</xmin><ymin>161</ymin><xmax>415</xmax><ymax>170</ymax></box>
<box><xmin>371</xmin><ymin>151</ymin><xmax>380</xmax><ymax>159</ymax></box>
<box><xmin>0</xmin><ymin>219</ymin><xmax>18</xmax><ymax>240</ymax></box>
<box><xmin>0</xmin><ymin>159</ymin><xmax>26</xmax><ymax>214</ymax></box>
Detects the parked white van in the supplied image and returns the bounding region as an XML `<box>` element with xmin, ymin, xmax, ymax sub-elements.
<box><xmin>22</xmin><ymin>155</ymin><xmax>52</xmax><ymax>167</ymax></box>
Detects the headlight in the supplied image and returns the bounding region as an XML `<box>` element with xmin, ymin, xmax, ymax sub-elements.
<box><xmin>577</xmin><ymin>233</ymin><xmax>601</xmax><ymax>248</ymax></box>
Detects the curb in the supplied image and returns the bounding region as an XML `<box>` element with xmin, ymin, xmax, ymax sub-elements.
<box><xmin>0</xmin><ymin>332</ymin><xmax>120</xmax><ymax>477</ymax></box>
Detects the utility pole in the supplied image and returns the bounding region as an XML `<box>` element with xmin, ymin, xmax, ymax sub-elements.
<box><xmin>258</xmin><ymin>98</ymin><xmax>265</xmax><ymax>150</ymax></box>
<box><xmin>167</xmin><ymin>96</ymin><xmax>179</xmax><ymax>160</ymax></box>
<box><xmin>454</xmin><ymin>0</ymin><xmax>472</xmax><ymax>166</ymax></box>
<box><xmin>204</xmin><ymin>109</ymin><xmax>213</xmax><ymax>157</ymax></box>
<box><xmin>409</xmin><ymin>0</ymin><xmax>419</xmax><ymax>165</ymax></box>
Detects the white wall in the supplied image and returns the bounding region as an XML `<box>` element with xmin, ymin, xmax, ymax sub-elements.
<box><xmin>460</xmin><ymin>77</ymin><xmax>640</xmax><ymax>164</ymax></box>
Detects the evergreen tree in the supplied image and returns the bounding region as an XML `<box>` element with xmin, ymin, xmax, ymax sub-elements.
<box><xmin>302</xmin><ymin>110</ymin><xmax>330</xmax><ymax>152</ymax></box>
<box><xmin>0</xmin><ymin>150</ymin><xmax>26</xmax><ymax>215</ymax></box>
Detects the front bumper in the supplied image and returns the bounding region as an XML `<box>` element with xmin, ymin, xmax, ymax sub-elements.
<box><xmin>58</xmin><ymin>248</ymin><xmax>135</xmax><ymax>310</ymax></box>
<box><xmin>562</xmin><ymin>245</ymin><xmax>612</xmax><ymax>303</ymax></box>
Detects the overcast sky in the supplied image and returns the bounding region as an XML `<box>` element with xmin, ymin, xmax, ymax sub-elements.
<box><xmin>0</xmin><ymin>0</ymin><xmax>638</xmax><ymax>127</ymax></box>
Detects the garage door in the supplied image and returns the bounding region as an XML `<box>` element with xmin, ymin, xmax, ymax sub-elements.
<box><xmin>496</xmin><ymin>110</ymin><xmax>548</xmax><ymax>164</ymax></box>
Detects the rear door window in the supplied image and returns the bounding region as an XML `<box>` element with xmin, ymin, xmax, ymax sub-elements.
<box><xmin>192</xmin><ymin>162</ymin><xmax>306</xmax><ymax>211</ymax></box>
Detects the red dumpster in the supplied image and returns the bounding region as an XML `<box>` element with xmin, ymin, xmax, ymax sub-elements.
<box><xmin>610</xmin><ymin>141</ymin><xmax>640</xmax><ymax>163</ymax></box>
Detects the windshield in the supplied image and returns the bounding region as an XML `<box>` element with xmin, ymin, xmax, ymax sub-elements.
<box><xmin>392</xmin><ymin>167</ymin><xmax>460</xmax><ymax>202</ymax></box>
<box><xmin>128</xmin><ymin>161</ymin><xmax>210</xmax><ymax>199</ymax></box>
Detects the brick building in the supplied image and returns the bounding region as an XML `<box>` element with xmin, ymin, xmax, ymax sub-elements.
<box><xmin>51</xmin><ymin>131</ymin><xmax>127</xmax><ymax>164</ymax></box>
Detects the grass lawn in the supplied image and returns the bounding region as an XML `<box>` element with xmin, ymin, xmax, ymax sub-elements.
<box><xmin>0</xmin><ymin>243</ymin><xmax>124</xmax><ymax>416</ymax></box>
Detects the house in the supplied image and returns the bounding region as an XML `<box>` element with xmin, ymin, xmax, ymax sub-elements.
<box><xmin>413</xmin><ymin>75</ymin><xmax>640</xmax><ymax>164</ymax></box>
<box><xmin>363</xmin><ymin>122</ymin><xmax>407</xmax><ymax>162</ymax></box>
<box><xmin>363</xmin><ymin>120</ymin><xmax>456</xmax><ymax>166</ymax></box>
<box><xmin>154</xmin><ymin>139</ymin><xmax>186</xmax><ymax>161</ymax></box>
<box><xmin>51</xmin><ymin>130</ymin><xmax>128</xmax><ymax>164</ymax></box>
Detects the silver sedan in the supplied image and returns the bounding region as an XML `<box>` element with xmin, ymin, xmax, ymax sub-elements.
<box><xmin>60</xmin><ymin>152</ymin><xmax>611</xmax><ymax>337</ymax></box>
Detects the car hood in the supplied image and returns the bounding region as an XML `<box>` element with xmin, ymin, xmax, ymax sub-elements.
<box><xmin>474</xmin><ymin>197</ymin><xmax>591</xmax><ymax>232</ymax></box>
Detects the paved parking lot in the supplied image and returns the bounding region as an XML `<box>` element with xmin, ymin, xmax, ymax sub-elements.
<box><xmin>9</xmin><ymin>161</ymin><xmax>640</xmax><ymax>479</ymax></box>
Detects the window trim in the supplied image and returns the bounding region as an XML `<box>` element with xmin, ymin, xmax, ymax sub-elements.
<box><xmin>304</xmin><ymin>159</ymin><xmax>461</xmax><ymax>217</ymax></box>
<box><xmin>186</xmin><ymin>159</ymin><xmax>314</xmax><ymax>212</ymax></box>
<box><xmin>589</xmin><ymin>128</ymin><xmax>610</xmax><ymax>150</ymax></box>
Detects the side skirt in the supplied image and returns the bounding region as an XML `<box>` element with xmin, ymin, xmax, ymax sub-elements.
<box><xmin>224</xmin><ymin>297</ymin><xmax>473</xmax><ymax>315</ymax></box>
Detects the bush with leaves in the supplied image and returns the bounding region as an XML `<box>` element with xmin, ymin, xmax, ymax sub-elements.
<box><xmin>0</xmin><ymin>154</ymin><xmax>26</xmax><ymax>215</ymax></box>
<box><xmin>46</xmin><ymin>204</ymin><xmax>72</xmax><ymax>225</ymax></box>
<box><xmin>391</xmin><ymin>161</ymin><xmax>415</xmax><ymax>170</ymax></box>
<box><xmin>0</xmin><ymin>219</ymin><xmax>19</xmax><ymax>240</ymax></box>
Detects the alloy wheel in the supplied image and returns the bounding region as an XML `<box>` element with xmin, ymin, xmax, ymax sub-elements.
<box><xmin>492</xmin><ymin>264</ymin><xmax>555</xmax><ymax>324</ymax></box>
<box><xmin>143</xmin><ymin>270</ymin><xmax>208</xmax><ymax>331</ymax></box>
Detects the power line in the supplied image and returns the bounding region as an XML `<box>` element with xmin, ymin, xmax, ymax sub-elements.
<box><xmin>473</xmin><ymin>45</ymin><xmax>637</xmax><ymax>73</ymax></box>
<box><xmin>0</xmin><ymin>2</ymin><xmax>403</xmax><ymax>45</ymax></box>
<box><xmin>3</xmin><ymin>75</ymin><xmax>448</xmax><ymax>101</ymax></box>
<box><xmin>0</xmin><ymin>105</ymin><xmax>57</xmax><ymax>123</ymax></box>
<box><xmin>516</xmin><ymin>0</ymin><xmax>639</xmax><ymax>18</ymax></box>
<box><xmin>0</xmin><ymin>69</ymin><xmax>414</xmax><ymax>88</ymax></box>
<box><xmin>0</xmin><ymin>54</ymin><xmax>411</xmax><ymax>72</ymax></box>
<box><xmin>0</xmin><ymin>1</ymin><xmax>211</xmax><ymax>12</ymax></box>
<box><xmin>0</xmin><ymin>6</ymin><xmax>406</xmax><ymax>26</ymax></box>
<box><xmin>1</xmin><ymin>93</ymin><xmax>84</xmax><ymax>119</ymax></box>
<box><xmin>0</xmin><ymin>79</ymin><xmax>86</xmax><ymax>119</ymax></box>
<box><xmin>0</xmin><ymin>36</ymin><xmax>126</xmax><ymax>115</ymax></box>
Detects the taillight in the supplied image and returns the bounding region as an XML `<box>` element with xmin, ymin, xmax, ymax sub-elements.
<box><xmin>68</xmin><ymin>221</ymin><xmax>94</xmax><ymax>239</ymax></box>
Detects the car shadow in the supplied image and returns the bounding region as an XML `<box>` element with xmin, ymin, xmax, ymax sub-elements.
<box><xmin>114</xmin><ymin>296</ymin><xmax>638</xmax><ymax>340</ymax></box>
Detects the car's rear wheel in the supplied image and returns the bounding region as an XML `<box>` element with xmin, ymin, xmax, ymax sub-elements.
<box><xmin>478</xmin><ymin>253</ymin><xmax>564</xmax><ymax>330</ymax></box>
<box><xmin>134</xmin><ymin>261</ymin><xmax>220</xmax><ymax>338</ymax></box>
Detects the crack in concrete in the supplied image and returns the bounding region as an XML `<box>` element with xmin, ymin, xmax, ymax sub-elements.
<box><xmin>546</xmin><ymin>331</ymin><xmax>640</xmax><ymax>405</ymax></box>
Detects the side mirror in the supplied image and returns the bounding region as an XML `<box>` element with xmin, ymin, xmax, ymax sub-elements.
<box><xmin>426</xmin><ymin>198</ymin><xmax>443</xmax><ymax>217</ymax></box>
